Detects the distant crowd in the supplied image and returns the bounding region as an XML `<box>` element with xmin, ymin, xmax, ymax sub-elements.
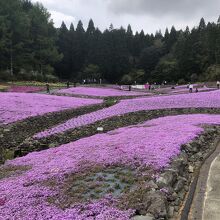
<box><xmin>44</xmin><ymin>80</ymin><xmax>220</xmax><ymax>94</ymax></box>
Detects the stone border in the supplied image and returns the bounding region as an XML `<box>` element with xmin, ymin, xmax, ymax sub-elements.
<box><xmin>0</xmin><ymin>99</ymin><xmax>117</xmax><ymax>163</ymax></box>
<box><xmin>53</xmin><ymin>91</ymin><xmax>151</xmax><ymax>101</ymax></box>
<box><xmin>132</xmin><ymin>126</ymin><xmax>220</xmax><ymax>219</ymax></box>
<box><xmin>16</xmin><ymin>108</ymin><xmax>220</xmax><ymax>158</ymax></box>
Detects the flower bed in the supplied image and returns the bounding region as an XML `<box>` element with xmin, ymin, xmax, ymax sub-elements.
<box><xmin>36</xmin><ymin>90</ymin><xmax>220</xmax><ymax>138</ymax></box>
<box><xmin>56</xmin><ymin>86</ymin><xmax>148</xmax><ymax>97</ymax></box>
<box><xmin>1</xmin><ymin>114</ymin><xmax>220</xmax><ymax>219</ymax></box>
<box><xmin>7</xmin><ymin>85</ymin><xmax>45</xmax><ymax>93</ymax></box>
<box><xmin>0</xmin><ymin>93</ymin><xmax>103</xmax><ymax>125</ymax></box>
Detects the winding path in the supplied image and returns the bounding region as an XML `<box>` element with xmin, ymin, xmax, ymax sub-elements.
<box><xmin>203</xmin><ymin>149</ymin><xmax>220</xmax><ymax>220</ymax></box>
<box><xmin>187</xmin><ymin>141</ymin><xmax>220</xmax><ymax>220</ymax></box>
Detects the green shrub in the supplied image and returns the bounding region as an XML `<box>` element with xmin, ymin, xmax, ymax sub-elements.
<box><xmin>44</xmin><ymin>74</ymin><xmax>59</xmax><ymax>83</ymax></box>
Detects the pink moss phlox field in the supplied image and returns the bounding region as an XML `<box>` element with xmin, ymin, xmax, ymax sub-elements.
<box><xmin>7</xmin><ymin>85</ymin><xmax>45</xmax><ymax>93</ymax></box>
<box><xmin>36</xmin><ymin>90</ymin><xmax>220</xmax><ymax>138</ymax></box>
<box><xmin>1</xmin><ymin>114</ymin><xmax>220</xmax><ymax>219</ymax></box>
<box><xmin>0</xmin><ymin>92</ymin><xmax>103</xmax><ymax>125</ymax></box>
<box><xmin>57</xmin><ymin>87</ymin><xmax>148</xmax><ymax>97</ymax></box>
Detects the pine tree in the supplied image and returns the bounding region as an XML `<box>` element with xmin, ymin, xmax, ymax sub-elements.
<box><xmin>87</xmin><ymin>19</ymin><xmax>95</xmax><ymax>34</ymax></box>
<box><xmin>199</xmin><ymin>18</ymin><xmax>206</xmax><ymax>30</ymax></box>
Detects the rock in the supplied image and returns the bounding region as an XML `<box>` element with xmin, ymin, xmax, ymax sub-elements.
<box><xmin>97</xmin><ymin>127</ymin><xmax>104</xmax><ymax>132</ymax></box>
<box><xmin>174</xmin><ymin>178</ymin><xmax>186</xmax><ymax>192</ymax></box>
<box><xmin>48</xmin><ymin>143</ymin><xmax>57</xmax><ymax>148</ymax></box>
<box><xmin>132</xmin><ymin>214</ymin><xmax>154</xmax><ymax>220</ymax></box>
<box><xmin>188</xmin><ymin>165</ymin><xmax>194</xmax><ymax>173</ymax></box>
<box><xmin>168</xmin><ymin>206</ymin><xmax>175</xmax><ymax>218</ymax></box>
<box><xmin>178</xmin><ymin>191</ymin><xmax>185</xmax><ymax>201</ymax></box>
<box><xmin>174</xmin><ymin>206</ymin><xmax>179</xmax><ymax>212</ymax></box>
<box><xmin>143</xmin><ymin>191</ymin><xmax>168</xmax><ymax>218</ymax></box>
<box><xmin>174</xmin><ymin>198</ymin><xmax>180</xmax><ymax>206</ymax></box>
<box><xmin>196</xmin><ymin>152</ymin><xmax>203</xmax><ymax>160</ymax></box>
<box><xmin>171</xmin><ymin>160</ymin><xmax>186</xmax><ymax>176</ymax></box>
<box><xmin>147</xmin><ymin>180</ymin><xmax>158</xmax><ymax>190</ymax></box>
<box><xmin>168</xmin><ymin>191</ymin><xmax>178</xmax><ymax>202</ymax></box>
<box><xmin>157</xmin><ymin>170</ymin><xmax>177</xmax><ymax>187</ymax></box>
<box><xmin>184</xmin><ymin>186</ymin><xmax>189</xmax><ymax>192</ymax></box>
<box><xmin>184</xmin><ymin>143</ymin><xmax>198</xmax><ymax>153</ymax></box>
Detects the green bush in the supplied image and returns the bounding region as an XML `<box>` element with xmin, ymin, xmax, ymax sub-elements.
<box><xmin>120</xmin><ymin>74</ymin><xmax>132</xmax><ymax>85</ymax></box>
<box><xmin>177</xmin><ymin>78</ymin><xmax>187</xmax><ymax>85</ymax></box>
<box><xmin>44</xmin><ymin>74</ymin><xmax>59</xmax><ymax>83</ymax></box>
<box><xmin>17</xmin><ymin>69</ymin><xmax>32</xmax><ymax>81</ymax></box>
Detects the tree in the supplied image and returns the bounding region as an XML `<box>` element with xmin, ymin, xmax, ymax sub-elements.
<box><xmin>199</xmin><ymin>18</ymin><xmax>206</xmax><ymax>30</ymax></box>
<box><xmin>87</xmin><ymin>19</ymin><xmax>95</xmax><ymax>34</ymax></box>
<box><xmin>81</xmin><ymin>64</ymin><xmax>101</xmax><ymax>80</ymax></box>
<box><xmin>55</xmin><ymin>22</ymin><xmax>69</xmax><ymax>78</ymax></box>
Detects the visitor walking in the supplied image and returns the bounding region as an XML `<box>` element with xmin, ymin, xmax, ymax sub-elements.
<box><xmin>217</xmin><ymin>81</ymin><xmax>220</xmax><ymax>89</ymax></box>
<box><xmin>67</xmin><ymin>81</ymin><xmax>70</xmax><ymax>88</ymax></box>
<box><xmin>46</xmin><ymin>83</ymin><xmax>50</xmax><ymax>93</ymax></box>
<box><xmin>189</xmin><ymin>84</ymin><xmax>193</xmax><ymax>93</ymax></box>
<box><xmin>145</xmin><ymin>82</ymin><xmax>149</xmax><ymax>90</ymax></box>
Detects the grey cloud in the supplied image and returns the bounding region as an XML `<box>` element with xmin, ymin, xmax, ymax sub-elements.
<box><xmin>108</xmin><ymin>0</ymin><xmax>219</xmax><ymax>20</ymax></box>
<box><xmin>32</xmin><ymin>0</ymin><xmax>220</xmax><ymax>34</ymax></box>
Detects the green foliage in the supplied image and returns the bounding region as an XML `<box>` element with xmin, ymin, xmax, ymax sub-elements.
<box><xmin>81</xmin><ymin>64</ymin><xmax>101</xmax><ymax>80</ymax></box>
<box><xmin>201</xmin><ymin>64</ymin><xmax>220</xmax><ymax>81</ymax></box>
<box><xmin>44</xmin><ymin>74</ymin><xmax>59</xmax><ymax>83</ymax></box>
<box><xmin>120</xmin><ymin>74</ymin><xmax>132</xmax><ymax>85</ymax></box>
<box><xmin>0</xmin><ymin>0</ymin><xmax>61</xmax><ymax>81</ymax></box>
<box><xmin>120</xmin><ymin>69</ymin><xmax>145</xmax><ymax>84</ymax></box>
<box><xmin>0</xmin><ymin>70</ymin><xmax>14</xmax><ymax>81</ymax></box>
<box><xmin>1</xmin><ymin>0</ymin><xmax>220</xmax><ymax>83</ymax></box>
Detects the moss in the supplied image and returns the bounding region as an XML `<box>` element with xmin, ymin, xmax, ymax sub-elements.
<box><xmin>45</xmin><ymin>165</ymin><xmax>146</xmax><ymax>209</ymax></box>
<box><xmin>114</xmin><ymin>183</ymin><xmax>121</xmax><ymax>190</ymax></box>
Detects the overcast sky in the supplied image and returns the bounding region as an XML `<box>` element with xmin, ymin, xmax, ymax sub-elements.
<box><xmin>32</xmin><ymin>0</ymin><xmax>220</xmax><ymax>34</ymax></box>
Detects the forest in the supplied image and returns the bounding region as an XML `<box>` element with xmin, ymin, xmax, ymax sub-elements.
<box><xmin>0</xmin><ymin>0</ymin><xmax>220</xmax><ymax>84</ymax></box>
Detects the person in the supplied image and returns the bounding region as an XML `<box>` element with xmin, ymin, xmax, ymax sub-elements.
<box><xmin>128</xmin><ymin>85</ymin><xmax>131</xmax><ymax>91</ymax></box>
<box><xmin>195</xmin><ymin>88</ymin><xmax>199</xmax><ymax>93</ymax></box>
<box><xmin>189</xmin><ymin>84</ymin><xmax>193</xmax><ymax>93</ymax></box>
<box><xmin>67</xmin><ymin>81</ymin><xmax>70</xmax><ymax>88</ymax></box>
<box><xmin>145</xmin><ymin>82</ymin><xmax>149</xmax><ymax>90</ymax></box>
<box><xmin>217</xmin><ymin>81</ymin><xmax>220</xmax><ymax>89</ymax></box>
<box><xmin>46</xmin><ymin>83</ymin><xmax>50</xmax><ymax>93</ymax></box>
<box><xmin>149</xmin><ymin>84</ymin><xmax>151</xmax><ymax>91</ymax></box>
